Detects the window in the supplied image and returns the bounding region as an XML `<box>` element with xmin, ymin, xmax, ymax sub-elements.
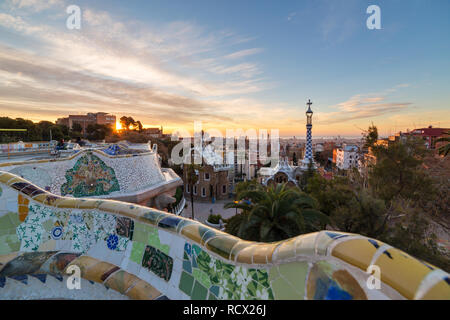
<box><xmin>204</xmin><ymin>172</ymin><xmax>210</xmax><ymax>181</ymax></box>
<box><xmin>222</xmin><ymin>185</ymin><xmax>227</xmax><ymax>194</ymax></box>
<box><xmin>194</xmin><ymin>185</ymin><xmax>197</xmax><ymax>195</ymax></box>
<box><xmin>186</xmin><ymin>185</ymin><xmax>190</xmax><ymax>193</ymax></box>
<box><xmin>201</xmin><ymin>187</ymin><xmax>206</xmax><ymax>197</ymax></box>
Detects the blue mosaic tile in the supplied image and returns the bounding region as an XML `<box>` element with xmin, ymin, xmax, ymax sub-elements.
<box><xmin>210</xmin><ymin>285</ymin><xmax>220</xmax><ymax>297</ymax></box>
<box><xmin>50</xmin><ymin>274</ymin><xmax>63</xmax><ymax>282</ymax></box>
<box><xmin>184</xmin><ymin>243</ymin><xmax>191</xmax><ymax>256</ymax></box>
<box><xmin>158</xmin><ymin>216</ymin><xmax>182</xmax><ymax>230</ymax></box>
<box><xmin>325</xmin><ymin>284</ymin><xmax>353</xmax><ymax>300</ymax></box>
<box><xmin>30</xmin><ymin>274</ymin><xmax>47</xmax><ymax>283</ymax></box>
<box><xmin>183</xmin><ymin>260</ymin><xmax>192</xmax><ymax>274</ymax></box>
<box><xmin>8</xmin><ymin>275</ymin><xmax>28</xmax><ymax>285</ymax></box>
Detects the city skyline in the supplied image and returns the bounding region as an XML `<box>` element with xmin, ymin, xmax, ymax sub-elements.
<box><xmin>0</xmin><ymin>0</ymin><xmax>449</xmax><ymax>137</ymax></box>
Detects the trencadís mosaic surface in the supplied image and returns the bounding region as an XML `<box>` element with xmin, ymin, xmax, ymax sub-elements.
<box><xmin>0</xmin><ymin>148</ymin><xmax>175</xmax><ymax>198</ymax></box>
<box><xmin>0</xmin><ymin>171</ymin><xmax>449</xmax><ymax>300</ymax></box>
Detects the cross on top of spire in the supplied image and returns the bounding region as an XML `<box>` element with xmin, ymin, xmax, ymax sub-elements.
<box><xmin>307</xmin><ymin>99</ymin><xmax>312</xmax><ymax>108</ymax></box>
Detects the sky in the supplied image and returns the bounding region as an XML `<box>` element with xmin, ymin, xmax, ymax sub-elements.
<box><xmin>0</xmin><ymin>0</ymin><xmax>449</xmax><ymax>138</ymax></box>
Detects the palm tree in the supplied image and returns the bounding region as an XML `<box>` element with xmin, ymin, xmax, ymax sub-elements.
<box><xmin>436</xmin><ymin>131</ymin><xmax>450</xmax><ymax>157</ymax></box>
<box><xmin>224</xmin><ymin>183</ymin><xmax>329</xmax><ymax>242</ymax></box>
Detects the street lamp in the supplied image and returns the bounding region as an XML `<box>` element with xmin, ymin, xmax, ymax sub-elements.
<box><xmin>234</xmin><ymin>200</ymin><xmax>239</xmax><ymax>215</ymax></box>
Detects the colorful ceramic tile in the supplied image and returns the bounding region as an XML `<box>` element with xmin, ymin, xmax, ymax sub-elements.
<box><xmin>116</xmin><ymin>217</ymin><xmax>134</xmax><ymax>240</ymax></box>
<box><xmin>0</xmin><ymin>251</ymin><xmax>56</xmax><ymax>277</ymax></box>
<box><xmin>141</xmin><ymin>245</ymin><xmax>173</xmax><ymax>281</ymax></box>
<box><xmin>332</xmin><ymin>238</ymin><xmax>379</xmax><ymax>271</ymax></box>
<box><xmin>126</xmin><ymin>280</ymin><xmax>161</xmax><ymax>300</ymax></box>
<box><xmin>306</xmin><ymin>261</ymin><xmax>366</xmax><ymax>300</ymax></box>
<box><xmin>179</xmin><ymin>271</ymin><xmax>195</xmax><ymax>296</ymax></box>
<box><xmin>272</xmin><ymin>262</ymin><xmax>308</xmax><ymax>299</ymax></box>
<box><xmin>191</xmin><ymin>280</ymin><xmax>208</xmax><ymax>300</ymax></box>
<box><xmin>419</xmin><ymin>279</ymin><xmax>450</xmax><ymax>300</ymax></box>
<box><xmin>374</xmin><ymin>247</ymin><xmax>434</xmax><ymax>299</ymax></box>
<box><xmin>205</xmin><ymin>236</ymin><xmax>240</xmax><ymax>260</ymax></box>
<box><xmin>61</xmin><ymin>152</ymin><xmax>120</xmax><ymax>197</ymax></box>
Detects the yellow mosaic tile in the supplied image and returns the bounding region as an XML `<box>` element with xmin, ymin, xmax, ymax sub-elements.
<box><xmin>205</xmin><ymin>236</ymin><xmax>240</xmax><ymax>260</ymax></box>
<box><xmin>76</xmin><ymin>199</ymin><xmax>100</xmax><ymax>210</ymax></box>
<box><xmin>38</xmin><ymin>240</ymin><xmax>56</xmax><ymax>251</ymax></box>
<box><xmin>5</xmin><ymin>176</ymin><xmax>23</xmax><ymax>186</ymax></box>
<box><xmin>66</xmin><ymin>256</ymin><xmax>101</xmax><ymax>275</ymax></box>
<box><xmin>54</xmin><ymin>198</ymin><xmax>79</xmax><ymax>209</ymax></box>
<box><xmin>0</xmin><ymin>173</ymin><xmax>16</xmax><ymax>184</ymax></box>
<box><xmin>105</xmin><ymin>270</ymin><xmax>140</xmax><ymax>294</ymax></box>
<box><xmin>98</xmin><ymin>201</ymin><xmax>125</xmax><ymax>215</ymax></box>
<box><xmin>229</xmin><ymin>240</ymin><xmax>253</xmax><ymax>261</ymax></box>
<box><xmin>295</xmin><ymin>232</ymin><xmax>318</xmax><ymax>256</ymax></box>
<box><xmin>235</xmin><ymin>244</ymin><xmax>259</xmax><ymax>264</ymax></box>
<box><xmin>180</xmin><ymin>223</ymin><xmax>203</xmax><ymax>244</ymax></box>
<box><xmin>252</xmin><ymin>244</ymin><xmax>276</xmax><ymax>264</ymax></box>
<box><xmin>374</xmin><ymin>248</ymin><xmax>433</xmax><ymax>299</ymax></box>
<box><xmin>273</xmin><ymin>238</ymin><xmax>297</xmax><ymax>262</ymax></box>
<box><xmin>67</xmin><ymin>257</ymin><xmax>118</xmax><ymax>284</ymax></box>
<box><xmin>126</xmin><ymin>280</ymin><xmax>161</xmax><ymax>300</ymax></box>
<box><xmin>314</xmin><ymin>231</ymin><xmax>354</xmax><ymax>256</ymax></box>
<box><xmin>31</xmin><ymin>193</ymin><xmax>48</xmax><ymax>204</ymax></box>
<box><xmin>332</xmin><ymin>239</ymin><xmax>379</xmax><ymax>271</ymax></box>
<box><xmin>419</xmin><ymin>279</ymin><xmax>450</xmax><ymax>300</ymax></box>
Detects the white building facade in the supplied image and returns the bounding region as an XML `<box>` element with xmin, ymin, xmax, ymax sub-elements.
<box><xmin>336</xmin><ymin>144</ymin><xmax>359</xmax><ymax>170</ymax></box>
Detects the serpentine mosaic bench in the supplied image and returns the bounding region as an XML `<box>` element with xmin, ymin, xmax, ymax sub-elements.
<box><xmin>0</xmin><ymin>171</ymin><xmax>449</xmax><ymax>300</ymax></box>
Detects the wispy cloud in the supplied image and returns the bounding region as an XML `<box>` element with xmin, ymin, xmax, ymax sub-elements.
<box><xmin>224</xmin><ymin>48</ymin><xmax>263</xmax><ymax>59</ymax></box>
<box><xmin>0</xmin><ymin>2</ymin><xmax>277</xmax><ymax>128</ymax></box>
<box><xmin>318</xmin><ymin>89</ymin><xmax>413</xmax><ymax>124</ymax></box>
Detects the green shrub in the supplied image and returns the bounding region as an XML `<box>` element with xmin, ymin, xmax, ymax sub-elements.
<box><xmin>207</xmin><ymin>214</ymin><xmax>222</xmax><ymax>224</ymax></box>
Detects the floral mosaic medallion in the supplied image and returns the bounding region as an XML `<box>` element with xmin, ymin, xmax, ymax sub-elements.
<box><xmin>180</xmin><ymin>242</ymin><xmax>274</xmax><ymax>300</ymax></box>
<box><xmin>141</xmin><ymin>245</ymin><xmax>173</xmax><ymax>281</ymax></box>
<box><xmin>60</xmin><ymin>152</ymin><xmax>120</xmax><ymax>197</ymax></box>
<box><xmin>107</xmin><ymin>234</ymin><xmax>119</xmax><ymax>250</ymax></box>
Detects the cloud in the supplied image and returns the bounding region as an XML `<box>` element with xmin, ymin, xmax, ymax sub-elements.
<box><xmin>224</xmin><ymin>48</ymin><xmax>263</xmax><ymax>59</ymax></box>
<box><xmin>6</xmin><ymin>0</ymin><xmax>64</xmax><ymax>12</ymax></box>
<box><xmin>0</xmin><ymin>8</ymin><xmax>268</xmax><ymax>97</ymax></box>
<box><xmin>318</xmin><ymin>91</ymin><xmax>413</xmax><ymax>124</ymax></box>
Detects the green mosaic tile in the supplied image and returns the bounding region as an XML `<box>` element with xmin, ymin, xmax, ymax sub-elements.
<box><xmin>0</xmin><ymin>234</ymin><xmax>20</xmax><ymax>254</ymax></box>
<box><xmin>208</xmin><ymin>292</ymin><xmax>217</xmax><ymax>300</ymax></box>
<box><xmin>132</xmin><ymin>223</ymin><xmax>150</xmax><ymax>243</ymax></box>
<box><xmin>179</xmin><ymin>271</ymin><xmax>194</xmax><ymax>296</ymax></box>
<box><xmin>271</xmin><ymin>276</ymin><xmax>303</xmax><ymax>300</ymax></box>
<box><xmin>192</xmin><ymin>268</ymin><xmax>211</xmax><ymax>288</ymax></box>
<box><xmin>277</xmin><ymin>262</ymin><xmax>309</xmax><ymax>297</ymax></box>
<box><xmin>60</xmin><ymin>152</ymin><xmax>120</xmax><ymax>197</ymax></box>
<box><xmin>191</xmin><ymin>280</ymin><xmax>208</xmax><ymax>300</ymax></box>
<box><xmin>130</xmin><ymin>242</ymin><xmax>146</xmax><ymax>263</ymax></box>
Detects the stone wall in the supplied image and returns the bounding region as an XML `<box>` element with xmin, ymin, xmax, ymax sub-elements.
<box><xmin>0</xmin><ymin>171</ymin><xmax>449</xmax><ymax>300</ymax></box>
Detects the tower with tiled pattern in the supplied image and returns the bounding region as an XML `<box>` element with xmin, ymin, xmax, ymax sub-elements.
<box><xmin>301</xmin><ymin>99</ymin><xmax>316</xmax><ymax>169</ymax></box>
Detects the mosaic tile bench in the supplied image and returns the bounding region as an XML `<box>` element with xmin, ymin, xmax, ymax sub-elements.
<box><xmin>0</xmin><ymin>148</ymin><xmax>181</xmax><ymax>199</ymax></box>
<box><xmin>0</xmin><ymin>171</ymin><xmax>449</xmax><ymax>300</ymax></box>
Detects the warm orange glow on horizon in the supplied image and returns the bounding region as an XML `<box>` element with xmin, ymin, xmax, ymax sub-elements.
<box><xmin>115</xmin><ymin>121</ymin><xmax>122</xmax><ymax>131</ymax></box>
